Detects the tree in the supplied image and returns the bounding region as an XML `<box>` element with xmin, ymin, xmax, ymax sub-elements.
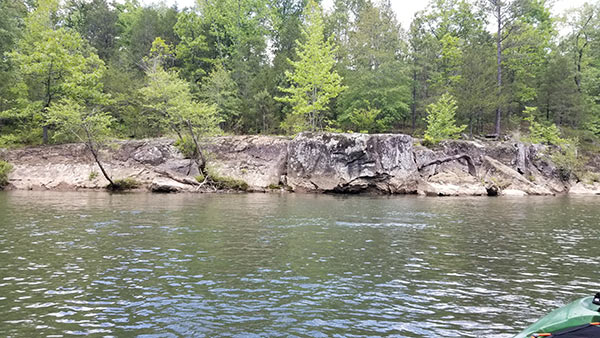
<box><xmin>173</xmin><ymin>10</ymin><xmax>212</xmax><ymax>86</ymax></box>
<box><xmin>479</xmin><ymin>0</ymin><xmax>550</xmax><ymax>135</ymax></box>
<box><xmin>423</xmin><ymin>93</ymin><xmax>466</xmax><ymax>145</ymax></box>
<box><xmin>46</xmin><ymin>99</ymin><xmax>114</xmax><ymax>185</ymax></box>
<box><xmin>139</xmin><ymin>45</ymin><xmax>221</xmax><ymax>174</ymax></box>
<box><xmin>7</xmin><ymin>0</ymin><xmax>109</xmax><ymax>144</ymax></box>
<box><xmin>408</xmin><ymin>0</ymin><xmax>486</xmax><ymax>132</ymax></box>
<box><xmin>563</xmin><ymin>3</ymin><xmax>600</xmax><ymax>133</ymax></box>
<box><xmin>200</xmin><ymin>64</ymin><xmax>242</xmax><ymax>132</ymax></box>
<box><xmin>336</xmin><ymin>1</ymin><xmax>411</xmax><ymax>133</ymax></box>
<box><xmin>0</xmin><ymin>0</ymin><xmax>27</xmax><ymax>113</ymax></box>
<box><xmin>116</xmin><ymin>2</ymin><xmax>179</xmax><ymax>70</ymax></box>
<box><xmin>277</xmin><ymin>0</ymin><xmax>346</xmax><ymax>133</ymax></box>
<box><xmin>63</xmin><ymin>0</ymin><xmax>120</xmax><ymax>61</ymax></box>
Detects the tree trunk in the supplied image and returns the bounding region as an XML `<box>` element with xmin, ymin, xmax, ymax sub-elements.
<box><xmin>495</xmin><ymin>2</ymin><xmax>503</xmax><ymax>137</ymax></box>
<box><xmin>411</xmin><ymin>68</ymin><xmax>418</xmax><ymax>132</ymax></box>
<box><xmin>43</xmin><ymin>126</ymin><xmax>49</xmax><ymax>144</ymax></box>
<box><xmin>84</xmin><ymin>127</ymin><xmax>114</xmax><ymax>186</ymax></box>
<box><xmin>575</xmin><ymin>47</ymin><xmax>584</xmax><ymax>93</ymax></box>
<box><xmin>185</xmin><ymin>120</ymin><xmax>207</xmax><ymax>175</ymax></box>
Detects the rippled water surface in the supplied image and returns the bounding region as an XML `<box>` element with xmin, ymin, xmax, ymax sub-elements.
<box><xmin>1</xmin><ymin>191</ymin><xmax>600</xmax><ymax>337</ymax></box>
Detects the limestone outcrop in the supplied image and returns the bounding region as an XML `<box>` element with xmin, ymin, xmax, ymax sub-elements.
<box><xmin>0</xmin><ymin>133</ymin><xmax>596</xmax><ymax>196</ymax></box>
<box><xmin>286</xmin><ymin>133</ymin><xmax>419</xmax><ymax>193</ymax></box>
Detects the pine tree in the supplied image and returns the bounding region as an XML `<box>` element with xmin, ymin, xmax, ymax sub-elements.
<box><xmin>277</xmin><ymin>0</ymin><xmax>346</xmax><ymax>133</ymax></box>
<box><xmin>423</xmin><ymin>93</ymin><xmax>466</xmax><ymax>145</ymax></box>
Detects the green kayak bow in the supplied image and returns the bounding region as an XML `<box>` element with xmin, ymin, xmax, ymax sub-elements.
<box><xmin>514</xmin><ymin>294</ymin><xmax>600</xmax><ymax>338</ymax></box>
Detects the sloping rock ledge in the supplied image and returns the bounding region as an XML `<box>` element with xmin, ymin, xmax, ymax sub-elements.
<box><xmin>0</xmin><ymin>133</ymin><xmax>597</xmax><ymax>196</ymax></box>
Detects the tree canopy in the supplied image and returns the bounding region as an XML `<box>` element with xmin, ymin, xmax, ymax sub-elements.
<box><xmin>0</xmin><ymin>0</ymin><xmax>599</xmax><ymax>152</ymax></box>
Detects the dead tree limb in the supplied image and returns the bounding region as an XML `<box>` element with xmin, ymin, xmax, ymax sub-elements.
<box><xmin>418</xmin><ymin>154</ymin><xmax>477</xmax><ymax>177</ymax></box>
<box><xmin>155</xmin><ymin>169</ymin><xmax>200</xmax><ymax>186</ymax></box>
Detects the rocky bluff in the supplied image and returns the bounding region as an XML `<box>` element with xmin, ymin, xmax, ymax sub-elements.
<box><xmin>1</xmin><ymin>133</ymin><xmax>599</xmax><ymax>196</ymax></box>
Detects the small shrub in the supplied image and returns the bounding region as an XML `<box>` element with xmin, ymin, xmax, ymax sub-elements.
<box><xmin>488</xmin><ymin>176</ymin><xmax>511</xmax><ymax>190</ymax></box>
<box><xmin>582</xmin><ymin>172</ymin><xmax>600</xmax><ymax>185</ymax></box>
<box><xmin>523</xmin><ymin>107</ymin><xmax>567</xmax><ymax>146</ymax></box>
<box><xmin>339</xmin><ymin>107</ymin><xmax>386</xmax><ymax>134</ymax></box>
<box><xmin>268</xmin><ymin>183</ymin><xmax>281</xmax><ymax>190</ymax></box>
<box><xmin>0</xmin><ymin>161</ymin><xmax>13</xmax><ymax>188</ymax></box>
<box><xmin>108</xmin><ymin>178</ymin><xmax>141</xmax><ymax>191</ymax></box>
<box><xmin>174</xmin><ymin>137</ymin><xmax>196</xmax><ymax>159</ymax></box>
<box><xmin>210</xmin><ymin>174</ymin><xmax>248</xmax><ymax>191</ymax></box>
<box><xmin>423</xmin><ymin>93</ymin><xmax>466</xmax><ymax>146</ymax></box>
<box><xmin>550</xmin><ymin>144</ymin><xmax>587</xmax><ymax>181</ymax></box>
<box><xmin>195</xmin><ymin>173</ymin><xmax>205</xmax><ymax>183</ymax></box>
<box><xmin>89</xmin><ymin>171</ymin><xmax>99</xmax><ymax>181</ymax></box>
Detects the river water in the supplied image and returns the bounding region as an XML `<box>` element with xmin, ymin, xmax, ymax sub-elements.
<box><xmin>0</xmin><ymin>191</ymin><xmax>599</xmax><ymax>337</ymax></box>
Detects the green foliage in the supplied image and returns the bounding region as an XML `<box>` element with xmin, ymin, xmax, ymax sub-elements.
<box><xmin>46</xmin><ymin>99</ymin><xmax>113</xmax><ymax>143</ymax></box>
<box><xmin>423</xmin><ymin>93</ymin><xmax>466</xmax><ymax>146</ymax></box>
<box><xmin>174</xmin><ymin>10</ymin><xmax>211</xmax><ymax>85</ymax></box>
<box><xmin>523</xmin><ymin>107</ymin><xmax>567</xmax><ymax>146</ymax></box>
<box><xmin>116</xmin><ymin>3</ymin><xmax>179</xmax><ymax>69</ymax></box>
<box><xmin>6</xmin><ymin>0</ymin><xmax>109</xmax><ymax>143</ymax></box>
<box><xmin>195</xmin><ymin>173</ymin><xmax>205</xmax><ymax>183</ymax></box>
<box><xmin>0</xmin><ymin>0</ymin><xmax>600</xmax><ymax>161</ymax></box>
<box><xmin>108</xmin><ymin>177</ymin><xmax>140</xmax><ymax>191</ymax></box>
<box><xmin>337</xmin><ymin>1</ymin><xmax>410</xmax><ymax>132</ymax></box>
<box><xmin>338</xmin><ymin>107</ymin><xmax>386</xmax><ymax>134</ymax></box>
<box><xmin>276</xmin><ymin>0</ymin><xmax>346</xmax><ymax>133</ymax></box>
<box><xmin>550</xmin><ymin>144</ymin><xmax>587</xmax><ymax>181</ymax></box>
<box><xmin>174</xmin><ymin>136</ymin><xmax>196</xmax><ymax>159</ymax></box>
<box><xmin>200</xmin><ymin>64</ymin><xmax>242</xmax><ymax>132</ymax></box>
<box><xmin>209</xmin><ymin>175</ymin><xmax>249</xmax><ymax>191</ymax></box>
<box><xmin>89</xmin><ymin>171</ymin><xmax>99</xmax><ymax>181</ymax></box>
<box><xmin>63</xmin><ymin>0</ymin><xmax>119</xmax><ymax>61</ymax></box>
<box><xmin>0</xmin><ymin>161</ymin><xmax>13</xmax><ymax>188</ymax></box>
<box><xmin>139</xmin><ymin>65</ymin><xmax>222</xmax><ymax>137</ymax></box>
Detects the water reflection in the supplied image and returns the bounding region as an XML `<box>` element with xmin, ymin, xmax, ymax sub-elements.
<box><xmin>0</xmin><ymin>191</ymin><xmax>599</xmax><ymax>337</ymax></box>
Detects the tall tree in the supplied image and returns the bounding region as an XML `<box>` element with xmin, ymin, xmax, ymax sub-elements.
<box><xmin>0</xmin><ymin>0</ymin><xmax>28</xmax><ymax>113</ymax></box>
<box><xmin>116</xmin><ymin>2</ymin><xmax>179</xmax><ymax>70</ymax></box>
<box><xmin>409</xmin><ymin>0</ymin><xmax>485</xmax><ymax>132</ymax></box>
<box><xmin>173</xmin><ymin>10</ymin><xmax>212</xmax><ymax>87</ymax></box>
<box><xmin>7</xmin><ymin>0</ymin><xmax>108</xmax><ymax>144</ymax></box>
<box><xmin>139</xmin><ymin>40</ymin><xmax>221</xmax><ymax>174</ymax></box>
<box><xmin>63</xmin><ymin>0</ymin><xmax>120</xmax><ymax>61</ymax></box>
<box><xmin>277</xmin><ymin>0</ymin><xmax>346</xmax><ymax>132</ymax></box>
<box><xmin>337</xmin><ymin>0</ymin><xmax>410</xmax><ymax>132</ymax></box>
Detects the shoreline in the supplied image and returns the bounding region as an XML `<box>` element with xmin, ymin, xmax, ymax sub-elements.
<box><xmin>1</xmin><ymin>133</ymin><xmax>599</xmax><ymax>197</ymax></box>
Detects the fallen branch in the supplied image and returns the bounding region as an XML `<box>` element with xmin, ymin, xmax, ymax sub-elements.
<box><xmin>418</xmin><ymin>154</ymin><xmax>477</xmax><ymax>177</ymax></box>
<box><xmin>155</xmin><ymin>170</ymin><xmax>200</xmax><ymax>186</ymax></box>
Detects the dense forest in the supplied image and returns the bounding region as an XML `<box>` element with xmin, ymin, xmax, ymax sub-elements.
<box><xmin>1</xmin><ymin>0</ymin><xmax>600</xmax><ymax>149</ymax></box>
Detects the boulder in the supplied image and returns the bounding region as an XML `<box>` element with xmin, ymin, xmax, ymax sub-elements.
<box><xmin>286</xmin><ymin>133</ymin><xmax>419</xmax><ymax>193</ymax></box>
<box><xmin>418</xmin><ymin>168</ymin><xmax>487</xmax><ymax>196</ymax></box>
<box><xmin>149</xmin><ymin>177</ymin><xmax>189</xmax><ymax>193</ymax></box>
<box><xmin>569</xmin><ymin>182</ymin><xmax>600</xmax><ymax>195</ymax></box>
<box><xmin>481</xmin><ymin>156</ymin><xmax>553</xmax><ymax>195</ymax></box>
<box><xmin>204</xmin><ymin>135</ymin><xmax>289</xmax><ymax>189</ymax></box>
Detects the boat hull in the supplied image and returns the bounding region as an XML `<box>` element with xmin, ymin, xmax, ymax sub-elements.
<box><xmin>514</xmin><ymin>296</ymin><xmax>600</xmax><ymax>338</ymax></box>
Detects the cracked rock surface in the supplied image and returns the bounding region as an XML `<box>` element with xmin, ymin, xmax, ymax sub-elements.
<box><xmin>0</xmin><ymin>133</ymin><xmax>594</xmax><ymax>195</ymax></box>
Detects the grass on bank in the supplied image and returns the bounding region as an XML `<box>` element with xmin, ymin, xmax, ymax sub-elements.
<box><xmin>195</xmin><ymin>170</ymin><xmax>249</xmax><ymax>191</ymax></box>
<box><xmin>0</xmin><ymin>161</ymin><xmax>13</xmax><ymax>188</ymax></box>
<box><xmin>107</xmin><ymin>178</ymin><xmax>141</xmax><ymax>191</ymax></box>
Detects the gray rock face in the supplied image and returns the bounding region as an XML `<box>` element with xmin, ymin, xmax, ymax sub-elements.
<box><xmin>0</xmin><ymin>133</ymin><xmax>590</xmax><ymax>196</ymax></box>
<box><xmin>203</xmin><ymin>135</ymin><xmax>289</xmax><ymax>190</ymax></box>
<box><xmin>286</xmin><ymin>133</ymin><xmax>419</xmax><ymax>193</ymax></box>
